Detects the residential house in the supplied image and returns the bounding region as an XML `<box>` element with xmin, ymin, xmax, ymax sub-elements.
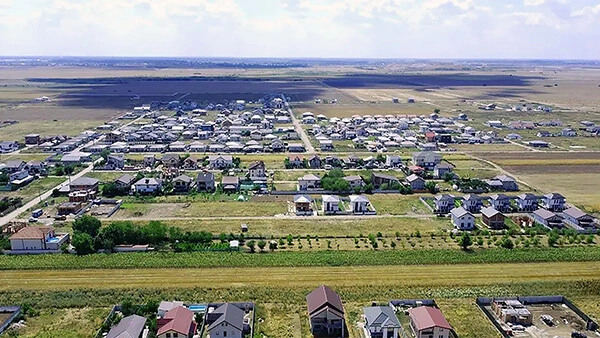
<box><xmin>221</xmin><ymin>176</ymin><xmax>240</xmax><ymax>192</ymax></box>
<box><xmin>248</xmin><ymin>161</ymin><xmax>267</xmax><ymax>181</ymax></box>
<box><xmin>363</xmin><ymin>306</ymin><xmax>401</xmax><ymax>338</ymax></box>
<box><xmin>532</xmin><ymin>209</ymin><xmax>563</xmax><ymax>228</ymax></box>
<box><xmin>371</xmin><ymin>173</ymin><xmax>399</xmax><ymax>189</ymax></box>
<box><xmin>133</xmin><ymin>178</ymin><xmax>163</xmax><ymax>194</ymax></box>
<box><xmin>0</xmin><ymin>141</ymin><xmax>19</xmax><ymax>153</ymax></box>
<box><xmin>24</xmin><ymin>134</ymin><xmax>40</xmax><ymax>145</ymax></box>
<box><xmin>206</xmin><ymin>303</ymin><xmax>248</xmax><ymax>338</ymax></box>
<box><xmin>385</xmin><ymin>155</ymin><xmax>402</xmax><ymax>168</ymax></box>
<box><xmin>208</xmin><ymin>155</ymin><xmax>234</xmax><ymax>169</ymax></box>
<box><xmin>406</xmin><ymin>174</ymin><xmax>425</xmax><ymax>191</ymax></box>
<box><xmin>158</xmin><ymin>301</ymin><xmax>184</xmax><ymax>318</ymax></box>
<box><xmin>489</xmin><ymin>194</ymin><xmax>511</xmax><ymax>213</ymax></box>
<box><xmin>461</xmin><ymin>194</ymin><xmax>482</xmax><ymax>213</ymax></box>
<box><xmin>9</xmin><ymin>226</ymin><xmax>69</xmax><ymax>251</ymax></box>
<box><xmin>516</xmin><ymin>193</ymin><xmax>539</xmax><ymax>212</ymax></box>
<box><xmin>196</xmin><ymin>172</ymin><xmax>215</xmax><ymax>192</ymax></box>
<box><xmin>9</xmin><ymin>169</ymin><xmax>33</xmax><ymax>186</ymax></box>
<box><xmin>306</xmin><ymin>285</ymin><xmax>345</xmax><ymax>338</ymax></box>
<box><xmin>343</xmin><ymin>175</ymin><xmax>364</xmax><ymax>190</ymax></box>
<box><xmin>70</xmin><ymin>177</ymin><xmax>100</xmax><ymax>192</ymax></box>
<box><xmin>114</xmin><ymin>174</ymin><xmax>135</xmax><ymax>191</ymax></box>
<box><xmin>541</xmin><ymin>193</ymin><xmax>566</xmax><ymax>212</ymax></box>
<box><xmin>322</xmin><ymin>195</ymin><xmax>341</xmax><ymax>214</ymax></box>
<box><xmin>288</xmin><ymin>143</ymin><xmax>305</xmax><ymax>152</ymax></box>
<box><xmin>173</xmin><ymin>175</ymin><xmax>194</xmax><ymax>192</ymax></box>
<box><xmin>450</xmin><ymin>207</ymin><xmax>475</xmax><ymax>230</ymax></box>
<box><xmin>157</xmin><ymin>306</ymin><xmax>196</xmax><ymax>338</ymax></box>
<box><xmin>106</xmin><ymin>315</ymin><xmax>147</xmax><ymax>338</ymax></box>
<box><xmin>287</xmin><ymin>155</ymin><xmax>305</xmax><ymax>168</ymax></box>
<box><xmin>562</xmin><ymin>207</ymin><xmax>596</xmax><ymax>230</ymax></box>
<box><xmin>182</xmin><ymin>156</ymin><xmax>201</xmax><ymax>170</ymax></box>
<box><xmin>309</xmin><ymin>155</ymin><xmax>322</xmax><ymax>169</ymax></box>
<box><xmin>562</xmin><ymin>128</ymin><xmax>576</xmax><ymax>137</ymax></box>
<box><xmin>407</xmin><ymin>306</ymin><xmax>452</xmax><ymax>338</ymax></box>
<box><xmin>481</xmin><ymin>207</ymin><xmax>505</xmax><ymax>229</ymax></box>
<box><xmin>433</xmin><ymin>162</ymin><xmax>454</xmax><ymax>179</ymax></box>
<box><xmin>161</xmin><ymin>154</ymin><xmax>181</xmax><ymax>168</ymax></box>
<box><xmin>488</xmin><ymin>175</ymin><xmax>519</xmax><ymax>191</ymax></box>
<box><xmin>349</xmin><ymin>195</ymin><xmax>373</xmax><ymax>214</ymax></box>
<box><xmin>3</xmin><ymin>160</ymin><xmax>26</xmax><ymax>173</ymax></box>
<box><xmin>298</xmin><ymin>174</ymin><xmax>321</xmax><ymax>191</ymax></box>
<box><xmin>434</xmin><ymin>195</ymin><xmax>455</xmax><ymax>214</ymax></box>
<box><xmin>411</xmin><ymin>152</ymin><xmax>442</xmax><ymax>170</ymax></box>
<box><xmin>104</xmin><ymin>155</ymin><xmax>125</xmax><ymax>170</ymax></box>
<box><xmin>294</xmin><ymin>195</ymin><xmax>314</xmax><ymax>215</ymax></box>
<box><xmin>143</xmin><ymin>155</ymin><xmax>156</xmax><ymax>169</ymax></box>
<box><xmin>25</xmin><ymin>161</ymin><xmax>46</xmax><ymax>176</ymax></box>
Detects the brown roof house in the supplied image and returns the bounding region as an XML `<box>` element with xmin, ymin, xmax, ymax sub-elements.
<box><xmin>306</xmin><ymin>285</ymin><xmax>346</xmax><ymax>337</ymax></box>
<box><xmin>407</xmin><ymin>306</ymin><xmax>452</xmax><ymax>338</ymax></box>
<box><xmin>221</xmin><ymin>176</ymin><xmax>240</xmax><ymax>193</ymax></box>
<box><xmin>9</xmin><ymin>226</ymin><xmax>69</xmax><ymax>252</ymax></box>
<box><xmin>481</xmin><ymin>207</ymin><xmax>505</xmax><ymax>229</ymax></box>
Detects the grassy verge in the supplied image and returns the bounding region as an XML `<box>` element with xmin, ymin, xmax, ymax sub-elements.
<box><xmin>1</xmin><ymin>246</ymin><xmax>600</xmax><ymax>270</ymax></box>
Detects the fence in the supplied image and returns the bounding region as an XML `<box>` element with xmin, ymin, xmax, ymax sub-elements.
<box><xmin>0</xmin><ymin>306</ymin><xmax>21</xmax><ymax>335</ymax></box>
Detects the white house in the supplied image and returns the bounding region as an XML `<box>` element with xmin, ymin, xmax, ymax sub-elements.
<box><xmin>298</xmin><ymin>174</ymin><xmax>321</xmax><ymax>191</ymax></box>
<box><xmin>412</xmin><ymin>152</ymin><xmax>442</xmax><ymax>170</ymax></box>
<box><xmin>349</xmin><ymin>195</ymin><xmax>373</xmax><ymax>214</ymax></box>
<box><xmin>0</xmin><ymin>141</ymin><xmax>19</xmax><ymax>153</ymax></box>
<box><xmin>208</xmin><ymin>155</ymin><xmax>234</xmax><ymax>169</ymax></box>
<box><xmin>363</xmin><ymin>306</ymin><xmax>401</xmax><ymax>338</ymax></box>
<box><xmin>133</xmin><ymin>178</ymin><xmax>163</xmax><ymax>194</ymax></box>
<box><xmin>322</xmin><ymin>195</ymin><xmax>341</xmax><ymax>214</ymax></box>
<box><xmin>9</xmin><ymin>226</ymin><xmax>69</xmax><ymax>251</ymax></box>
<box><xmin>406</xmin><ymin>174</ymin><xmax>426</xmax><ymax>191</ymax></box>
<box><xmin>248</xmin><ymin>161</ymin><xmax>266</xmax><ymax>181</ymax></box>
<box><xmin>450</xmin><ymin>207</ymin><xmax>475</xmax><ymax>230</ymax></box>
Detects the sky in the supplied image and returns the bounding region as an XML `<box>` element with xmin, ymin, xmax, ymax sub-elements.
<box><xmin>0</xmin><ymin>0</ymin><xmax>599</xmax><ymax>59</ymax></box>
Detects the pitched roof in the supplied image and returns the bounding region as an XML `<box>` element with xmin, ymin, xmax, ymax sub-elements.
<box><xmin>533</xmin><ymin>208</ymin><xmax>561</xmax><ymax>220</ymax></box>
<box><xmin>450</xmin><ymin>207</ymin><xmax>472</xmax><ymax>218</ymax></box>
<box><xmin>363</xmin><ymin>306</ymin><xmax>401</xmax><ymax>328</ymax></box>
<box><xmin>196</xmin><ymin>172</ymin><xmax>214</xmax><ymax>182</ymax></box>
<box><xmin>518</xmin><ymin>193</ymin><xmax>538</xmax><ymax>200</ymax></box>
<box><xmin>300</xmin><ymin>174</ymin><xmax>320</xmax><ymax>181</ymax></box>
<box><xmin>221</xmin><ymin>176</ymin><xmax>239</xmax><ymax>185</ymax></box>
<box><xmin>408</xmin><ymin>306</ymin><xmax>452</xmax><ymax>331</ymax></box>
<box><xmin>70</xmin><ymin>176</ymin><xmax>99</xmax><ymax>186</ymax></box>
<box><xmin>9</xmin><ymin>226</ymin><xmax>54</xmax><ymax>240</ymax></box>
<box><xmin>435</xmin><ymin>194</ymin><xmax>454</xmax><ymax>202</ymax></box>
<box><xmin>350</xmin><ymin>195</ymin><xmax>370</xmax><ymax>203</ymax></box>
<box><xmin>406</xmin><ymin>174</ymin><xmax>424</xmax><ymax>182</ymax></box>
<box><xmin>544</xmin><ymin>192</ymin><xmax>565</xmax><ymax>200</ymax></box>
<box><xmin>157</xmin><ymin>306</ymin><xmax>194</xmax><ymax>336</ymax></box>
<box><xmin>322</xmin><ymin>195</ymin><xmax>340</xmax><ymax>203</ymax></box>
<box><xmin>372</xmin><ymin>172</ymin><xmax>399</xmax><ymax>181</ymax></box>
<box><xmin>174</xmin><ymin>175</ymin><xmax>193</xmax><ymax>183</ymax></box>
<box><xmin>294</xmin><ymin>195</ymin><xmax>312</xmax><ymax>203</ymax></box>
<box><xmin>490</xmin><ymin>194</ymin><xmax>509</xmax><ymax>201</ymax></box>
<box><xmin>207</xmin><ymin>303</ymin><xmax>245</xmax><ymax>332</ymax></box>
<box><xmin>106</xmin><ymin>314</ymin><xmax>147</xmax><ymax>338</ymax></box>
<box><xmin>462</xmin><ymin>194</ymin><xmax>480</xmax><ymax>201</ymax></box>
<box><xmin>343</xmin><ymin>175</ymin><xmax>363</xmax><ymax>182</ymax></box>
<box><xmin>563</xmin><ymin>207</ymin><xmax>590</xmax><ymax>220</ymax></box>
<box><xmin>135</xmin><ymin>178</ymin><xmax>162</xmax><ymax>186</ymax></box>
<box><xmin>481</xmin><ymin>207</ymin><xmax>503</xmax><ymax>218</ymax></box>
<box><xmin>248</xmin><ymin>161</ymin><xmax>265</xmax><ymax>170</ymax></box>
<box><xmin>306</xmin><ymin>285</ymin><xmax>344</xmax><ymax>318</ymax></box>
<box><xmin>115</xmin><ymin>174</ymin><xmax>135</xmax><ymax>185</ymax></box>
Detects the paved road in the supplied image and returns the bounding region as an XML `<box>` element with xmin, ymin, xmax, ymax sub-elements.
<box><xmin>282</xmin><ymin>94</ymin><xmax>315</xmax><ymax>154</ymax></box>
<box><xmin>0</xmin><ymin>115</ymin><xmax>145</xmax><ymax>226</ymax></box>
<box><xmin>0</xmin><ymin>160</ymin><xmax>98</xmax><ymax>226</ymax></box>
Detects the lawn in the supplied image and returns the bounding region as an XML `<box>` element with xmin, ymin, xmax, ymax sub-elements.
<box><xmin>515</xmin><ymin>173</ymin><xmax>600</xmax><ymax>212</ymax></box>
<box><xmin>9</xmin><ymin>307</ymin><xmax>109</xmax><ymax>338</ymax></box>
<box><xmin>116</xmin><ymin>199</ymin><xmax>290</xmax><ymax>218</ymax></box>
<box><xmin>86</xmin><ymin>171</ymin><xmax>127</xmax><ymax>183</ymax></box>
<box><xmin>0</xmin><ymin>119</ymin><xmax>106</xmax><ymax>141</ymax></box>
<box><xmin>0</xmin><ymin>153</ymin><xmax>52</xmax><ymax>162</ymax></box>
<box><xmin>122</xmin><ymin>216</ymin><xmax>450</xmax><ymax>238</ymax></box>
<box><xmin>3</xmin><ymin>177</ymin><xmax>65</xmax><ymax>203</ymax></box>
<box><xmin>367</xmin><ymin>195</ymin><xmax>430</xmax><ymax>215</ymax></box>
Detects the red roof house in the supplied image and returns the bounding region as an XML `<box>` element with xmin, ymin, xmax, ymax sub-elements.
<box><xmin>157</xmin><ymin>306</ymin><xmax>196</xmax><ymax>338</ymax></box>
<box><xmin>407</xmin><ymin>306</ymin><xmax>452</xmax><ymax>338</ymax></box>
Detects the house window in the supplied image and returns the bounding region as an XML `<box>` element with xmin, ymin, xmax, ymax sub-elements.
<box><xmin>166</xmin><ymin>334</ymin><xmax>171</xmax><ymax>338</ymax></box>
<box><xmin>173</xmin><ymin>334</ymin><xmax>178</xmax><ymax>338</ymax></box>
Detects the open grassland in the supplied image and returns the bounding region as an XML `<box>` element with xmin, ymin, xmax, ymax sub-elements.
<box><xmin>367</xmin><ymin>194</ymin><xmax>430</xmax><ymax>215</ymax></box>
<box><xmin>515</xmin><ymin>173</ymin><xmax>600</xmax><ymax>212</ymax></box>
<box><xmin>1</xmin><ymin>261</ymin><xmax>599</xmax><ymax>290</ymax></box>
<box><xmin>0</xmin><ymin>153</ymin><xmax>51</xmax><ymax>162</ymax></box>
<box><xmin>85</xmin><ymin>171</ymin><xmax>128</xmax><ymax>183</ymax></box>
<box><xmin>0</xmin><ymin>119</ymin><xmax>105</xmax><ymax>141</ymax></box>
<box><xmin>2</xmin><ymin>177</ymin><xmax>65</xmax><ymax>202</ymax></box>
<box><xmin>11</xmin><ymin>307</ymin><xmax>109</xmax><ymax>338</ymax></box>
<box><xmin>116</xmin><ymin>199</ymin><xmax>289</xmax><ymax>218</ymax></box>
<box><xmin>1</xmin><ymin>247</ymin><xmax>600</xmax><ymax>270</ymax></box>
<box><xmin>116</xmin><ymin>216</ymin><xmax>449</xmax><ymax>238</ymax></box>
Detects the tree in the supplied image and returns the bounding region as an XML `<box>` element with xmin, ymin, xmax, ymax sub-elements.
<box><xmin>100</xmin><ymin>148</ymin><xmax>111</xmax><ymax>161</ymax></box>
<box><xmin>548</xmin><ymin>231</ymin><xmax>560</xmax><ymax>247</ymax></box>
<box><xmin>434</xmin><ymin>108</ymin><xmax>441</xmax><ymax>114</ymax></box>
<box><xmin>246</xmin><ymin>240</ymin><xmax>256</xmax><ymax>253</ymax></box>
<box><xmin>72</xmin><ymin>215</ymin><xmax>102</xmax><ymax>237</ymax></box>
<box><xmin>257</xmin><ymin>240</ymin><xmax>267</xmax><ymax>252</ymax></box>
<box><xmin>458</xmin><ymin>232</ymin><xmax>473</xmax><ymax>251</ymax></box>
<box><xmin>72</xmin><ymin>232</ymin><xmax>95</xmax><ymax>255</ymax></box>
<box><xmin>101</xmin><ymin>183</ymin><xmax>121</xmax><ymax>198</ymax></box>
<box><xmin>501</xmin><ymin>237</ymin><xmax>514</xmax><ymax>249</ymax></box>
<box><xmin>425</xmin><ymin>181</ymin><xmax>437</xmax><ymax>194</ymax></box>
<box><xmin>269</xmin><ymin>241</ymin><xmax>277</xmax><ymax>252</ymax></box>
<box><xmin>0</xmin><ymin>172</ymin><xmax>8</xmax><ymax>185</ymax></box>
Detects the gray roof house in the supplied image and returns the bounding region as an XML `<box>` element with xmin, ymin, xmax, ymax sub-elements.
<box><xmin>363</xmin><ymin>306</ymin><xmax>402</xmax><ymax>338</ymax></box>
<box><xmin>196</xmin><ymin>171</ymin><xmax>215</xmax><ymax>192</ymax></box>
<box><xmin>106</xmin><ymin>314</ymin><xmax>147</xmax><ymax>338</ymax></box>
<box><xmin>450</xmin><ymin>207</ymin><xmax>475</xmax><ymax>231</ymax></box>
<box><xmin>206</xmin><ymin>303</ymin><xmax>247</xmax><ymax>338</ymax></box>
